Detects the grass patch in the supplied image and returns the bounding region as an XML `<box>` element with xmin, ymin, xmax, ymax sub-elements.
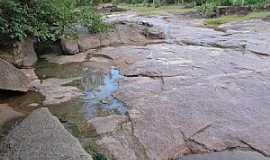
<box><xmin>119</xmin><ymin>4</ymin><xmax>195</xmax><ymax>16</ymax></box>
<box><xmin>205</xmin><ymin>11</ymin><xmax>270</xmax><ymax>27</ymax></box>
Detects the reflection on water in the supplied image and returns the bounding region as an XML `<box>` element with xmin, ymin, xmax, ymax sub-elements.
<box><xmin>80</xmin><ymin>69</ymin><xmax>128</xmax><ymax>119</ymax></box>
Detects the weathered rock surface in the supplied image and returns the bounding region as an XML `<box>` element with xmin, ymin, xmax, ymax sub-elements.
<box><xmin>0</xmin><ymin>104</ymin><xmax>24</xmax><ymax>128</ymax></box>
<box><xmin>0</xmin><ymin>108</ymin><xmax>93</xmax><ymax>160</ymax></box>
<box><xmin>87</xmin><ymin>13</ymin><xmax>270</xmax><ymax>160</ymax></box>
<box><xmin>0</xmin><ymin>59</ymin><xmax>30</xmax><ymax>92</ymax></box>
<box><xmin>0</xmin><ymin>38</ymin><xmax>37</xmax><ymax>67</ymax></box>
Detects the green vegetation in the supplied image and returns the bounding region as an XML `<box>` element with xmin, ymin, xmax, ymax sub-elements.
<box><xmin>205</xmin><ymin>11</ymin><xmax>270</xmax><ymax>26</ymax></box>
<box><xmin>0</xmin><ymin>0</ymin><xmax>108</xmax><ymax>42</ymax></box>
<box><xmin>119</xmin><ymin>0</ymin><xmax>270</xmax><ymax>17</ymax></box>
<box><xmin>120</xmin><ymin>4</ymin><xmax>195</xmax><ymax>15</ymax></box>
<box><xmin>198</xmin><ymin>0</ymin><xmax>270</xmax><ymax>17</ymax></box>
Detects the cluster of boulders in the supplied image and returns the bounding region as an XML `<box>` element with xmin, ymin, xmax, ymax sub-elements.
<box><xmin>60</xmin><ymin>22</ymin><xmax>165</xmax><ymax>55</ymax></box>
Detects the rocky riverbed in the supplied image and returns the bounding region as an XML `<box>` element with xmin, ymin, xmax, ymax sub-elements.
<box><xmin>1</xmin><ymin>10</ymin><xmax>270</xmax><ymax>160</ymax></box>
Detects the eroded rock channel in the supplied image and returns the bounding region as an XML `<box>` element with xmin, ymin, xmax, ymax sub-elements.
<box><xmin>1</xmin><ymin>11</ymin><xmax>270</xmax><ymax>160</ymax></box>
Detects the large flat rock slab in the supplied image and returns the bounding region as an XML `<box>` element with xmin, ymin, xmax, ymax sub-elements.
<box><xmin>91</xmin><ymin>14</ymin><xmax>270</xmax><ymax>159</ymax></box>
<box><xmin>0</xmin><ymin>108</ymin><xmax>92</xmax><ymax>160</ymax></box>
<box><xmin>0</xmin><ymin>59</ymin><xmax>29</xmax><ymax>92</ymax></box>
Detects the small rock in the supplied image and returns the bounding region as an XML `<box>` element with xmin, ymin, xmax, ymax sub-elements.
<box><xmin>61</xmin><ymin>38</ymin><xmax>80</xmax><ymax>55</ymax></box>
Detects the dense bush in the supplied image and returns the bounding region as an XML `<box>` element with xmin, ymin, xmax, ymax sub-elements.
<box><xmin>120</xmin><ymin>0</ymin><xmax>270</xmax><ymax>9</ymax></box>
<box><xmin>0</xmin><ymin>0</ymin><xmax>108</xmax><ymax>42</ymax></box>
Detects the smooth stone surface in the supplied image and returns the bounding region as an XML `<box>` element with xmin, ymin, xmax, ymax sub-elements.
<box><xmin>179</xmin><ymin>151</ymin><xmax>269</xmax><ymax>160</ymax></box>
<box><xmin>0</xmin><ymin>108</ymin><xmax>93</xmax><ymax>160</ymax></box>
<box><xmin>0</xmin><ymin>59</ymin><xmax>29</xmax><ymax>92</ymax></box>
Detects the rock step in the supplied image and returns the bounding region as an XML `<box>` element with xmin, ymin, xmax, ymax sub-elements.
<box><xmin>0</xmin><ymin>108</ymin><xmax>93</xmax><ymax>160</ymax></box>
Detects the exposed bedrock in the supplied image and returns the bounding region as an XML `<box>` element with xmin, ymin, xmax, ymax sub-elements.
<box><xmin>87</xmin><ymin>13</ymin><xmax>270</xmax><ymax>160</ymax></box>
<box><xmin>0</xmin><ymin>108</ymin><xmax>93</xmax><ymax>160</ymax></box>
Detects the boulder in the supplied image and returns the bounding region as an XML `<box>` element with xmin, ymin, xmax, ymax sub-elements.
<box><xmin>78</xmin><ymin>34</ymin><xmax>101</xmax><ymax>52</ymax></box>
<box><xmin>0</xmin><ymin>38</ymin><xmax>37</xmax><ymax>68</ymax></box>
<box><xmin>0</xmin><ymin>108</ymin><xmax>93</xmax><ymax>160</ymax></box>
<box><xmin>61</xmin><ymin>38</ymin><xmax>80</xmax><ymax>55</ymax></box>
<box><xmin>0</xmin><ymin>59</ymin><xmax>30</xmax><ymax>92</ymax></box>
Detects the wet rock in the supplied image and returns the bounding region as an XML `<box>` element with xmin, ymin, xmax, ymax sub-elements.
<box><xmin>0</xmin><ymin>104</ymin><xmax>24</xmax><ymax>128</ymax></box>
<box><xmin>32</xmin><ymin>78</ymin><xmax>82</xmax><ymax>105</ymax></box>
<box><xmin>0</xmin><ymin>38</ymin><xmax>37</xmax><ymax>68</ymax></box>
<box><xmin>0</xmin><ymin>108</ymin><xmax>93</xmax><ymax>160</ymax></box>
<box><xmin>61</xmin><ymin>38</ymin><xmax>79</xmax><ymax>55</ymax></box>
<box><xmin>78</xmin><ymin>34</ymin><xmax>101</xmax><ymax>52</ymax></box>
<box><xmin>0</xmin><ymin>59</ymin><xmax>30</xmax><ymax>92</ymax></box>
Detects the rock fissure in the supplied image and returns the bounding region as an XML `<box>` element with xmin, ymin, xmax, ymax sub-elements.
<box><xmin>125</xmin><ymin>112</ymin><xmax>150</xmax><ymax>160</ymax></box>
<box><xmin>239</xmin><ymin>139</ymin><xmax>270</xmax><ymax>157</ymax></box>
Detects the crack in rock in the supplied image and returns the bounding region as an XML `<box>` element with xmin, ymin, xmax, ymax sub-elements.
<box><xmin>239</xmin><ymin>139</ymin><xmax>270</xmax><ymax>157</ymax></box>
